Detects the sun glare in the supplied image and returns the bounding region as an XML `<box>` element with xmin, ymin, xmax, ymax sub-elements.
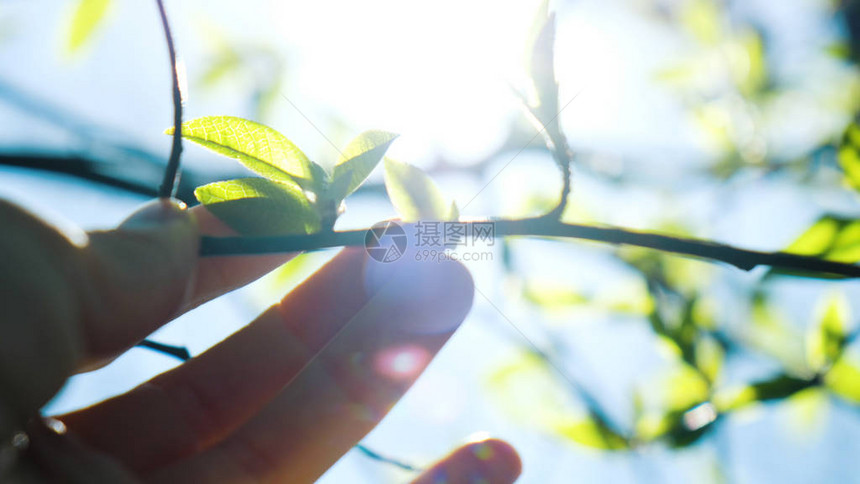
<box><xmin>271</xmin><ymin>0</ymin><xmax>543</xmax><ymax>164</ymax></box>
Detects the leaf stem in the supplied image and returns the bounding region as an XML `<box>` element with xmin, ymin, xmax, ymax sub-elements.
<box><xmin>199</xmin><ymin>217</ymin><xmax>860</xmax><ymax>278</ymax></box>
<box><xmin>155</xmin><ymin>0</ymin><xmax>183</xmax><ymax>198</ymax></box>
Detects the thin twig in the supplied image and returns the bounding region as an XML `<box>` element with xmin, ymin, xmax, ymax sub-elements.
<box><xmin>199</xmin><ymin>217</ymin><xmax>860</xmax><ymax>278</ymax></box>
<box><xmin>155</xmin><ymin>0</ymin><xmax>183</xmax><ymax>198</ymax></box>
<box><xmin>136</xmin><ymin>339</ymin><xmax>191</xmax><ymax>361</ymax></box>
<box><xmin>355</xmin><ymin>444</ymin><xmax>422</xmax><ymax>473</ymax></box>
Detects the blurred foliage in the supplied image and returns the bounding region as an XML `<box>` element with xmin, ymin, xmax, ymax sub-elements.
<box><xmin>487</xmin><ymin>351</ymin><xmax>629</xmax><ymax>450</ymax></box>
<box><xmin>806</xmin><ymin>292</ymin><xmax>851</xmax><ymax>371</ymax></box>
<box><xmin>65</xmin><ymin>0</ymin><xmax>112</xmax><ymax>54</ymax></box>
<box><xmin>766</xmin><ymin>215</ymin><xmax>860</xmax><ymax>278</ymax></box>
<box><xmin>554</xmin><ymin>416</ymin><xmax>629</xmax><ymax>450</ymax></box>
<box><xmin>521</xmin><ymin>278</ymin><xmax>653</xmax><ymax>315</ymax></box>
<box><xmin>839</xmin><ymin>122</ymin><xmax>860</xmax><ymax>191</ymax></box>
<box><xmin>484</xmin><ymin>1</ymin><xmax>860</xmax><ymax>460</ymax></box>
<box><xmin>654</xmin><ymin>0</ymin><xmax>860</xmax><ymax>179</ymax></box>
<box><xmin>785</xmin><ymin>216</ymin><xmax>860</xmax><ymax>262</ymax></box>
<box><xmin>656</xmin><ymin>0</ymin><xmax>771</xmax><ymax>168</ymax></box>
<box><xmin>825</xmin><ymin>356</ymin><xmax>860</xmax><ymax>403</ymax></box>
<box><xmin>195</xmin><ymin>21</ymin><xmax>288</xmax><ymax>121</ymax></box>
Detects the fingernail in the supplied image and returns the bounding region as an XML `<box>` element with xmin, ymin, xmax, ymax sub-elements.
<box><xmin>120</xmin><ymin>198</ymin><xmax>189</xmax><ymax>231</ymax></box>
<box><xmin>464</xmin><ymin>438</ymin><xmax>522</xmax><ymax>483</ymax></box>
<box><xmin>362</xmin><ymin>249</ymin><xmax>474</xmax><ymax>335</ymax></box>
<box><xmin>118</xmin><ymin>198</ymin><xmax>199</xmax><ymax>312</ymax></box>
<box><xmin>414</xmin><ymin>438</ymin><xmax>522</xmax><ymax>484</ymax></box>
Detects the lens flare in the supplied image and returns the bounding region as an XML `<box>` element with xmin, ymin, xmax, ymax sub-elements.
<box><xmin>373</xmin><ymin>344</ymin><xmax>431</xmax><ymax>381</ymax></box>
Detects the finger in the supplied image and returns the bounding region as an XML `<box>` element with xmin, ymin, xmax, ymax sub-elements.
<box><xmin>147</xmin><ymin>253</ymin><xmax>474</xmax><ymax>483</ymax></box>
<box><xmin>413</xmin><ymin>438</ymin><xmax>522</xmax><ymax>484</ymax></box>
<box><xmin>81</xmin><ymin>202</ymin><xmax>297</xmax><ymax>364</ymax></box>
<box><xmin>0</xmin><ymin>198</ymin><xmax>199</xmax><ymax>429</ymax></box>
<box><xmin>59</xmin><ymin>248</ymin><xmax>370</xmax><ymax>471</ymax></box>
<box><xmin>0</xmin><ymin>199</ymin><xmax>91</xmax><ymax>429</ymax></box>
<box><xmin>0</xmin><ymin>199</ymin><xmax>292</xmax><ymax>435</ymax></box>
<box><xmin>76</xmin><ymin>199</ymin><xmax>198</xmax><ymax>364</ymax></box>
<box><xmin>184</xmin><ymin>205</ymin><xmax>295</xmax><ymax>312</ymax></box>
<box><xmin>20</xmin><ymin>418</ymin><xmax>137</xmax><ymax>484</ymax></box>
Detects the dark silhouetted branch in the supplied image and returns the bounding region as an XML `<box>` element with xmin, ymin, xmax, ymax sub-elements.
<box><xmin>0</xmin><ymin>152</ymin><xmax>202</xmax><ymax>204</ymax></box>
<box><xmin>136</xmin><ymin>339</ymin><xmax>190</xmax><ymax>361</ymax></box>
<box><xmin>355</xmin><ymin>444</ymin><xmax>422</xmax><ymax>473</ymax></box>
<box><xmin>155</xmin><ymin>0</ymin><xmax>183</xmax><ymax>198</ymax></box>
<box><xmin>199</xmin><ymin>217</ymin><xmax>860</xmax><ymax>279</ymax></box>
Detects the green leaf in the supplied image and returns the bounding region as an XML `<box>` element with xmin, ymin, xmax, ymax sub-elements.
<box><xmin>786</xmin><ymin>388</ymin><xmax>829</xmax><ymax>434</ymax></box>
<box><xmin>67</xmin><ymin>0</ymin><xmax>112</xmax><ymax>53</ymax></box>
<box><xmin>487</xmin><ymin>352</ymin><xmax>577</xmax><ymax>427</ymax></box>
<box><xmin>525</xmin><ymin>0</ymin><xmax>549</xmax><ymax>53</ymax></box>
<box><xmin>695</xmin><ymin>335</ymin><xmax>725</xmax><ymax>384</ymax></box>
<box><xmin>714</xmin><ymin>374</ymin><xmax>815</xmax><ymax>412</ymax></box>
<box><xmin>807</xmin><ymin>292</ymin><xmax>850</xmax><ymax>371</ymax></box>
<box><xmin>838</xmin><ymin>123</ymin><xmax>860</xmax><ymax>192</ymax></box>
<box><xmin>449</xmin><ymin>201</ymin><xmax>460</xmax><ymax>221</ymax></box>
<box><xmin>554</xmin><ymin>416</ymin><xmax>628</xmax><ymax>450</ymax></box>
<box><xmin>679</xmin><ymin>0</ymin><xmax>722</xmax><ymax>45</ymax></box>
<box><xmin>194</xmin><ymin>178</ymin><xmax>319</xmax><ymax>236</ymax></box>
<box><xmin>384</xmin><ymin>158</ymin><xmax>455</xmax><ymax>222</ymax></box>
<box><xmin>635</xmin><ymin>413</ymin><xmax>675</xmax><ymax>442</ymax></box>
<box><xmin>769</xmin><ymin>216</ymin><xmax>860</xmax><ymax>277</ymax></box>
<box><xmin>254</xmin><ymin>252</ymin><xmax>332</xmax><ymax>305</ymax></box>
<box><xmin>168</xmin><ymin>116</ymin><xmax>318</xmax><ymax>188</ymax></box>
<box><xmin>746</xmin><ymin>296</ymin><xmax>809</xmax><ymax>374</ymax></box>
<box><xmin>522</xmin><ymin>281</ymin><xmax>589</xmax><ymax>309</ymax></box>
<box><xmin>660</xmin><ymin>364</ymin><xmax>710</xmax><ymax>413</ymax></box>
<box><xmin>487</xmin><ymin>352</ymin><xmax>627</xmax><ymax>449</ymax></box>
<box><xmin>825</xmin><ymin>357</ymin><xmax>860</xmax><ymax>404</ymax></box>
<box><xmin>330</xmin><ymin>130</ymin><xmax>399</xmax><ymax>200</ymax></box>
<box><xmin>730</xmin><ymin>29</ymin><xmax>767</xmax><ymax>95</ymax></box>
<box><xmin>786</xmin><ymin>217</ymin><xmax>844</xmax><ymax>256</ymax></box>
<box><xmin>199</xmin><ymin>51</ymin><xmax>241</xmax><ymax>88</ymax></box>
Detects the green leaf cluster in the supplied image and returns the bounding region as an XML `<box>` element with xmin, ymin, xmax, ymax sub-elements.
<box><xmin>169</xmin><ymin>116</ymin><xmax>397</xmax><ymax>235</ymax></box>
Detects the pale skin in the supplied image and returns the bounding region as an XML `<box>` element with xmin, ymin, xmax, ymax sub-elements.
<box><xmin>0</xmin><ymin>198</ymin><xmax>522</xmax><ymax>483</ymax></box>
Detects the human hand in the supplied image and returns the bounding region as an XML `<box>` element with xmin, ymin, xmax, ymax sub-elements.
<box><xmin>0</xmin><ymin>198</ymin><xmax>521</xmax><ymax>483</ymax></box>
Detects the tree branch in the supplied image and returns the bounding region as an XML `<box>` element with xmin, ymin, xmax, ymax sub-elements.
<box><xmin>155</xmin><ymin>0</ymin><xmax>183</xmax><ymax>198</ymax></box>
<box><xmin>199</xmin><ymin>217</ymin><xmax>860</xmax><ymax>278</ymax></box>
<box><xmin>546</xmin><ymin>127</ymin><xmax>573</xmax><ymax>219</ymax></box>
<box><xmin>0</xmin><ymin>152</ymin><xmax>201</xmax><ymax>203</ymax></box>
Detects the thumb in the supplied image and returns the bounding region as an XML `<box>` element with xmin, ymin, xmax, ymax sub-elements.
<box><xmin>77</xmin><ymin>199</ymin><xmax>198</xmax><ymax>365</ymax></box>
<box><xmin>0</xmin><ymin>199</ymin><xmax>196</xmax><ymax>439</ymax></box>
